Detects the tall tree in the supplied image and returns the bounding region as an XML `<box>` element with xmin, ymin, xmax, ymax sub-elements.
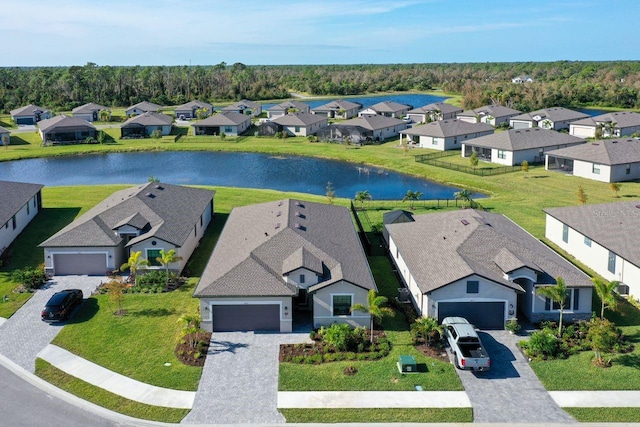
<box><xmin>454</xmin><ymin>189</ymin><xmax>473</xmax><ymax>209</ymax></box>
<box><xmin>351</xmin><ymin>290</ymin><xmax>395</xmax><ymax>343</ymax></box>
<box><xmin>354</xmin><ymin>190</ymin><xmax>372</xmax><ymax>209</ymax></box>
<box><xmin>402</xmin><ymin>190</ymin><xmax>423</xmax><ymax>209</ymax></box>
<box><xmin>537</xmin><ymin>277</ymin><xmax>568</xmax><ymax>337</ymax></box>
<box><xmin>592</xmin><ymin>277</ymin><xmax>618</xmax><ymax>319</ymax></box>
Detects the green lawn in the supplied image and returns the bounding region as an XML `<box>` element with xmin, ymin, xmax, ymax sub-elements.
<box><xmin>280</xmin><ymin>408</ymin><xmax>473</xmax><ymax>423</ymax></box>
<box><xmin>564</xmin><ymin>407</ymin><xmax>640</xmax><ymax>423</ymax></box>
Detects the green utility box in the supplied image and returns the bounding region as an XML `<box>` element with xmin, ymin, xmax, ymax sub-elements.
<box><xmin>397</xmin><ymin>355</ymin><xmax>417</xmax><ymax>373</ymax></box>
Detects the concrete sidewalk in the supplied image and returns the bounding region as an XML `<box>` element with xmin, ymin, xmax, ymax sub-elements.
<box><xmin>550</xmin><ymin>391</ymin><xmax>640</xmax><ymax>407</ymax></box>
<box><xmin>38</xmin><ymin>344</ymin><xmax>195</xmax><ymax>409</ymax></box>
<box><xmin>278</xmin><ymin>391</ymin><xmax>471</xmax><ymax>408</ymax></box>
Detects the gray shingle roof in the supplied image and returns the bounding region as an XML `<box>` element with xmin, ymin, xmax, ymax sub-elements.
<box><xmin>544</xmin><ymin>201</ymin><xmax>640</xmax><ymax>267</ymax></box>
<box><xmin>383</xmin><ymin>210</ymin><xmax>414</xmax><ymax>225</ymax></box>
<box><xmin>366</xmin><ymin>101</ymin><xmax>411</xmax><ymax>114</ymax></box>
<box><xmin>457</xmin><ymin>104</ymin><xmax>521</xmax><ymax>119</ymax></box>
<box><xmin>546</xmin><ymin>138</ymin><xmax>640</xmax><ymax>165</ymax></box>
<box><xmin>194</xmin><ymin>199</ymin><xmax>376</xmax><ymax>297</ymax></box>
<box><xmin>401</xmin><ymin>119</ymin><xmax>494</xmax><ymax>138</ymax></box>
<box><xmin>71</xmin><ymin>103</ymin><xmax>110</xmax><ymax>114</ymax></box>
<box><xmin>192</xmin><ymin>112</ymin><xmax>250</xmax><ymax>126</ymax></box>
<box><xmin>122</xmin><ymin>112</ymin><xmax>173</xmax><ymax>127</ymax></box>
<box><xmin>221</xmin><ymin>99</ymin><xmax>260</xmax><ymax>111</ymax></box>
<box><xmin>340</xmin><ymin>115</ymin><xmax>405</xmax><ymax>131</ymax></box>
<box><xmin>272</xmin><ymin>112</ymin><xmax>327</xmax><ymax>126</ymax></box>
<box><xmin>386</xmin><ymin>209</ymin><xmax>592</xmax><ymax>294</ymax></box>
<box><xmin>175</xmin><ymin>100</ymin><xmax>214</xmax><ymax>111</ymax></box>
<box><xmin>267</xmin><ymin>101</ymin><xmax>310</xmax><ymax>113</ymax></box>
<box><xmin>408</xmin><ymin>102</ymin><xmax>463</xmax><ymax>115</ymax></box>
<box><xmin>312</xmin><ymin>100</ymin><xmax>362</xmax><ymax>112</ymax></box>
<box><xmin>464</xmin><ymin>128</ymin><xmax>584</xmax><ymax>151</ymax></box>
<box><xmin>37</xmin><ymin>115</ymin><xmax>97</xmax><ymax>132</ymax></box>
<box><xmin>40</xmin><ymin>183</ymin><xmax>214</xmax><ymax>248</ymax></box>
<box><xmin>571</xmin><ymin>111</ymin><xmax>640</xmax><ymax>129</ymax></box>
<box><xmin>0</xmin><ymin>180</ymin><xmax>43</xmax><ymax>227</ymax></box>
<box><xmin>510</xmin><ymin>107</ymin><xmax>588</xmax><ymax>123</ymax></box>
<box><xmin>127</xmin><ymin>101</ymin><xmax>163</xmax><ymax>112</ymax></box>
<box><xmin>0</xmin><ymin>126</ymin><xmax>9</xmax><ymax>135</ymax></box>
<box><xmin>10</xmin><ymin>104</ymin><xmax>50</xmax><ymax>117</ymax></box>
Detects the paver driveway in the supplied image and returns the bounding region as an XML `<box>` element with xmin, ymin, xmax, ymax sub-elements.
<box><xmin>453</xmin><ymin>330</ymin><xmax>575</xmax><ymax>424</ymax></box>
<box><xmin>182</xmin><ymin>331</ymin><xmax>310</xmax><ymax>425</ymax></box>
<box><xmin>0</xmin><ymin>276</ymin><xmax>105</xmax><ymax>372</ymax></box>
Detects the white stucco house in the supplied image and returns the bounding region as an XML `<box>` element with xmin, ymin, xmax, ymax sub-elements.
<box><xmin>10</xmin><ymin>104</ymin><xmax>52</xmax><ymax>125</ymax></box>
<box><xmin>125</xmin><ymin>101</ymin><xmax>163</xmax><ymax>117</ymax></box>
<box><xmin>406</xmin><ymin>103</ymin><xmax>463</xmax><ymax>123</ymax></box>
<box><xmin>311</xmin><ymin>100</ymin><xmax>362</xmax><ymax>119</ymax></box>
<box><xmin>1</xmin><ymin>181</ymin><xmax>43</xmax><ymax>256</ymax></box>
<box><xmin>359</xmin><ymin>101</ymin><xmax>412</xmax><ymax>119</ymax></box>
<box><xmin>267</xmin><ymin>112</ymin><xmax>328</xmax><ymax>136</ymax></box>
<box><xmin>71</xmin><ymin>103</ymin><xmax>111</xmax><ymax>122</ymax></box>
<box><xmin>569</xmin><ymin>111</ymin><xmax>640</xmax><ymax>139</ymax></box>
<box><xmin>192</xmin><ymin>112</ymin><xmax>251</xmax><ymax>136</ymax></box>
<box><xmin>456</xmin><ymin>104</ymin><xmax>522</xmax><ymax>127</ymax></box>
<box><xmin>120</xmin><ymin>112</ymin><xmax>173</xmax><ymax>137</ymax></box>
<box><xmin>399</xmin><ymin>120</ymin><xmax>494</xmax><ymax>151</ymax></box>
<box><xmin>174</xmin><ymin>100</ymin><xmax>214</xmax><ymax>120</ymax></box>
<box><xmin>266</xmin><ymin>101</ymin><xmax>311</xmax><ymax>119</ymax></box>
<box><xmin>509</xmin><ymin>107</ymin><xmax>588</xmax><ymax>131</ymax></box>
<box><xmin>221</xmin><ymin>99</ymin><xmax>262</xmax><ymax>117</ymax></box>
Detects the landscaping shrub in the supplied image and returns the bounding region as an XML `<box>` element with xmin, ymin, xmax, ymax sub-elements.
<box><xmin>520</xmin><ymin>330</ymin><xmax>560</xmax><ymax>359</ymax></box>
<box><xmin>12</xmin><ymin>264</ymin><xmax>48</xmax><ymax>292</ymax></box>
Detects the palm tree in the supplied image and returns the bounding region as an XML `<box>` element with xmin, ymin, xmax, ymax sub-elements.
<box><xmin>99</xmin><ymin>109</ymin><xmax>110</xmax><ymax>122</ymax></box>
<box><xmin>411</xmin><ymin>317</ymin><xmax>443</xmax><ymax>346</ymax></box>
<box><xmin>541</xmin><ymin>119</ymin><xmax>553</xmax><ymax>129</ymax></box>
<box><xmin>402</xmin><ymin>190</ymin><xmax>423</xmax><ymax>209</ymax></box>
<box><xmin>120</xmin><ymin>251</ymin><xmax>149</xmax><ymax>285</ymax></box>
<box><xmin>603</xmin><ymin>121</ymin><xmax>617</xmax><ymax>137</ymax></box>
<box><xmin>354</xmin><ymin>190</ymin><xmax>372</xmax><ymax>209</ymax></box>
<box><xmin>454</xmin><ymin>189</ymin><xmax>473</xmax><ymax>209</ymax></box>
<box><xmin>592</xmin><ymin>277</ymin><xmax>618</xmax><ymax>319</ymax></box>
<box><xmin>156</xmin><ymin>249</ymin><xmax>183</xmax><ymax>287</ymax></box>
<box><xmin>537</xmin><ymin>277</ymin><xmax>568</xmax><ymax>337</ymax></box>
<box><xmin>351</xmin><ymin>290</ymin><xmax>395</xmax><ymax>343</ymax></box>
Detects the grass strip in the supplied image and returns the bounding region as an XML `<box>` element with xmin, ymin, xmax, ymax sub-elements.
<box><xmin>280</xmin><ymin>408</ymin><xmax>473</xmax><ymax>423</ymax></box>
<box><xmin>564</xmin><ymin>407</ymin><xmax>640</xmax><ymax>423</ymax></box>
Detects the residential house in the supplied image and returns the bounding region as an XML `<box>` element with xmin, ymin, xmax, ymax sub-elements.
<box><xmin>266</xmin><ymin>101</ymin><xmax>311</xmax><ymax>119</ymax></box>
<box><xmin>71</xmin><ymin>103</ymin><xmax>111</xmax><ymax>122</ymax></box>
<box><xmin>569</xmin><ymin>111</ymin><xmax>640</xmax><ymax>138</ymax></box>
<box><xmin>509</xmin><ymin>107</ymin><xmax>588</xmax><ymax>131</ymax></box>
<box><xmin>258</xmin><ymin>113</ymin><xmax>327</xmax><ymax>137</ymax></box>
<box><xmin>0</xmin><ymin>180</ymin><xmax>43</xmax><ymax>256</ymax></box>
<box><xmin>174</xmin><ymin>100</ymin><xmax>214</xmax><ymax>120</ymax></box>
<box><xmin>40</xmin><ymin>182</ymin><xmax>214</xmax><ymax>276</ymax></box>
<box><xmin>399</xmin><ymin>120</ymin><xmax>494</xmax><ymax>151</ymax></box>
<box><xmin>381</xmin><ymin>210</ymin><xmax>414</xmax><ymax>246</ymax></box>
<box><xmin>545</xmin><ymin>201</ymin><xmax>640</xmax><ymax>297</ymax></box>
<box><xmin>456</xmin><ymin>105</ymin><xmax>522</xmax><ymax>127</ymax></box>
<box><xmin>38</xmin><ymin>115</ymin><xmax>98</xmax><ymax>145</ymax></box>
<box><xmin>120</xmin><ymin>112</ymin><xmax>173</xmax><ymax>138</ymax></box>
<box><xmin>511</xmin><ymin>75</ymin><xmax>534</xmax><ymax>84</ymax></box>
<box><xmin>193</xmin><ymin>199</ymin><xmax>377</xmax><ymax>333</ymax></box>
<box><xmin>386</xmin><ymin>209</ymin><xmax>593</xmax><ymax>328</ymax></box>
<box><xmin>0</xmin><ymin>126</ymin><xmax>9</xmax><ymax>146</ymax></box>
<box><xmin>358</xmin><ymin>101</ymin><xmax>412</xmax><ymax>119</ymax></box>
<box><xmin>317</xmin><ymin>115</ymin><xmax>409</xmax><ymax>144</ymax></box>
<box><xmin>405</xmin><ymin>103</ymin><xmax>463</xmax><ymax>123</ymax></box>
<box><xmin>311</xmin><ymin>100</ymin><xmax>362</xmax><ymax>119</ymax></box>
<box><xmin>125</xmin><ymin>101</ymin><xmax>163</xmax><ymax>117</ymax></box>
<box><xmin>221</xmin><ymin>99</ymin><xmax>262</xmax><ymax>117</ymax></box>
<box><xmin>546</xmin><ymin>138</ymin><xmax>640</xmax><ymax>182</ymax></box>
<box><xmin>192</xmin><ymin>112</ymin><xmax>251</xmax><ymax>136</ymax></box>
<box><xmin>461</xmin><ymin>128</ymin><xmax>585</xmax><ymax>166</ymax></box>
<box><xmin>10</xmin><ymin>104</ymin><xmax>52</xmax><ymax>125</ymax></box>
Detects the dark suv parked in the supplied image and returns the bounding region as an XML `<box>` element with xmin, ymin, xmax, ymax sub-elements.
<box><xmin>41</xmin><ymin>289</ymin><xmax>83</xmax><ymax>322</ymax></box>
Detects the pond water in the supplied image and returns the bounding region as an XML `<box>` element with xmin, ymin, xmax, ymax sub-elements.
<box><xmin>0</xmin><ymin>151</ymin><xmax>480</xmax><ymax>200</ymax></box>
<box><xmin>259</xmin><ymin>93</ymin><xmax>447</xmax><ymax>111</ymax></box>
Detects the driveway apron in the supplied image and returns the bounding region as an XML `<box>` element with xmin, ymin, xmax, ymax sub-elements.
<box><xmin>0</xmin><ymin>276</ymin><xmax>105</xmax><ymax>372</ymax></box>
<box><xmin>453</xmin><ymin>330</ymin><xmax>575</xmax><ymax>424</ymax></box>
<box><xmin>182</xmin><ymin>331</ymin><xmax>310</xmax><ymax>425</ymax></box>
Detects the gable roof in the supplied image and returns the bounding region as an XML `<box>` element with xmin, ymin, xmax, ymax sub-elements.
<box><xmin>40</xmin><ymin>183</ymin><xmax>214</xmax><ymax>249</ymax></box>
<box><xmin>386</xmin><ymin>209</ymin><xmax>592</xmax><ymax>294</ymax></box>
<box><xmin>465</xmin><ymin>128</ymin><xmax>584</xmax><ymax>151</ymax></box>
<box><xmin>267</xmin><ymin>101</ymin><xmax>310</xmax><ymax>113</ymax></box>
<box><xmin>192</xmin><ymin>112</ymin><xmax>251</xmax><ymax>126</ymax></box>
<box><xmin>127</xmin><ymin>101</ymin><xmax>163</xmax><ymax>112</ymax></box>
<box><xmin>194</xmin><ymin>199</ymin><xmax>376</xmax><ymax>297</ymax></box>
<box><xmin>571</xmin><ymin>111</ymin><xmax>640</xmax><ymax>129</ymax></box>
<box><xmin>312</xmin><ymin>99</ymin><xmax>362</xmax><ymax>112</ymax></box>
<box><xmin>71</xmin><ymin>103</ymin><xmax>110</xmax><ymax>114</ymax></box>
<box><xmin>0</xmin><ymin>126</ymin><xmax>10</xmax><ymax>135</ymax></box>
<box><xmin>510</xmin><ymin>107</ymin><xmax>588</xmax><ymax>123</ymax></box>
<box><xmin>10</xmin><ymin>104</ymin><xmax>50</xmax><ymax>117</ymax></box>
<box><xmin>401</xmin><ymin>119</ymin><xmax>494</xmax><ymax>138</ymax></box>
<box><xmin>272</xmin><ymin>112</ymin><xmax>327</xmax><ymax>127</ymax></box>
<box><xmin>0</xmin><ymin>180</ymin><xmax>43</xmax><ymax>227</ymax></box>
<box><xmin>175</xmin><ymin>100</ymin><xmax>214</xmax><ymax>111</ymax></box>
<box><xmin>457</xmin><ymin>104</ymin><xmax>521</xmax><ymax>119</ymax></box>
<box><xmin>366</xmin><ymin>101</ymin><xmax>412</xmax><ymax>114</ymax></box>
<box><xmin>37</xmin><ymin>115</ymin><xmax>96</xmax><ymax>132</ymax></box>
<box><xmin>383</xmin><ymin>210</ymin><xmax>414</xmax><ymax>225</ymax></box>
<box><xmin>221</xmin><ymin>99</ymin><xmax>260</xmax><ymax>111</ymax></box>
<box><xmin>546</xmin><ymin>138</ymin><xmax>640</xmax><ymax>165</ymax></box>
<box><xmin>408</xmin><ymin>102</ymin><xmax>463</xmax><ymax>115</ymax></box>
<box><xmin>122</xmin><ymin>112</ymin><xmax>173</xmax><ymax>127</ymax></box>
<box><xmin>340</xmin><ymin>115</ymin><xmax>405</xmax><ymax>131</ymax></box>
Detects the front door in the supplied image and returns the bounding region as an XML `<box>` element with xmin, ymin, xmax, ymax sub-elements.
<box><xmin>295</xmin><ymin>289</ymin><xmax>309</xmax><ymax>309</ymax></box>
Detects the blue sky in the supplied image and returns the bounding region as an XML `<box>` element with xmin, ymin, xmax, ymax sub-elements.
<box><xmin>1</xmin><ymin>0</ymin><xmax>638</xmax><ymax>66</ymax></box>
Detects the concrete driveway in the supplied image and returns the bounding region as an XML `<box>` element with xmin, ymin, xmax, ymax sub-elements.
<box><xmin>452</xmin><ymin>330</ymin><xmax>575</xmax><ymax>424</ymax></box>
<box><xmin>0</xmin><ymin>276</ymin><xmax>105</xmax><ymax>372</ymax></box>
<box><xmin>182</xmin><ymin>331</ymin><xmax>310</xmax><ymax>425</ymax></box>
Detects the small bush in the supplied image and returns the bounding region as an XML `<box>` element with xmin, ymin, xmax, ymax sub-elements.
<box><xmin>506</xmin><ymin>318</ymin><xmax>521</xmax><ymax>334</ymax></box>
<box><xmin>150</xmin><ymin>129</ymin><xmax>162</xmax><ymax>139</ymax></box>
<box><xmin>12</xmin><ymin>264</ymin><xmax>48</xmax><ymax>292</ymax></box>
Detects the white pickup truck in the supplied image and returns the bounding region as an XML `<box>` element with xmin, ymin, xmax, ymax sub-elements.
<box><xmin>442</xmin><ymin>317</ymin><xmax>491</xmax><ymax>371</ymax></box>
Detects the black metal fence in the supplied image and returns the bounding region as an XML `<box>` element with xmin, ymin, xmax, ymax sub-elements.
<box><xmin>350</xmin><ymin>201</ymin><xmax>372</xmax><ymax>255</ymax></box>
<box><xmin>414</xmin><ymin>152</ymin><xmax>538</xmax><ymax>176</ymax></box>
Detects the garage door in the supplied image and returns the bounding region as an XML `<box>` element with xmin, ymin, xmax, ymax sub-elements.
<box><xmin>511</xmin><ymin>121</ymin><xmax>530</xmax><ymax>130</ymax></box>
<box><xmin>53</xmin><ymin>253</ymin><xmax>107</xmax><ymax>276</ymax></box>
<box><xmin>212</xmin><ymin>304</ymin><xmax>280</xmax><ymax>332</ymax></box>
<box><xmin>438</xmin><ymin>301</ymin><xmax>505</xmax><ymax>329</ymax></box>
<box><xmin>16</xmin><ymin>117</ymin><xmax>34</xmax><ymax>125</ymax></box>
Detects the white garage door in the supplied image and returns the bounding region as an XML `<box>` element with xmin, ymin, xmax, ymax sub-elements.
<box><xmin>53</xmin><ymin>253</ymin><xmax>107</xmax><ymax>276</ymax></box>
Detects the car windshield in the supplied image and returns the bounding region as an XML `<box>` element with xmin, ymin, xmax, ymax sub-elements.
<box><xmin>47</xmin><ymin>293</ymin><xmax>69</xmax><ymax>305</ymax></box>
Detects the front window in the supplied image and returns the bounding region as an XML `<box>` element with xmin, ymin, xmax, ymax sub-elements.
<box><xmin>466</xmin><ymin>280</ymin><xmax>479</xmax><ymax>294</ymax></box>
<box><xmin>593</xmin><ymin>164</ymin><xmax>601</xmax><ymax>174</ymax></box>
<box><xmin>544</xmin><ymin>288</ymin><xmax>580</xmax><ymax>311</ymax></box>
<box><xmin>626</xmin><ymin>164</ymin><xmax>631</xmax><ymax>175</ymax></box>
<box><xmin>562</xmin><ymin>224</ymin><xmax>569</xmax><ymax>243</ymax></box>
<box><xmin>224</xmin><ymin>126</ymin><xmax>232</xmax><ymax>133</ymax></box>
<box><xmin>294</xmin><ymin>126</ymin><xmax>300</xmax><ymax>132</ymax></box>
<box><xmin>146</xmin><ymin>249</ymin><xmax>162</xmax><ymax>267</ymax></box>
<box><xmin>300</xmin><ymin>274</ymin><xmax>305</xmax><ymax>284</ymax></box>
<box><xmin>608</xmin><ymin>251</ymin><xmax>616</xmax><ymax>274</ymax></box>
<box><xmin>584</xmin><ymin>236</ymin><xmax>592</xmax><ymax>247</ymax></box>
<box><xmin>497</xmin><ymin>150</ymin><xmax>506</xmax><ymax>159</ymax></box>
<box><xmin>332</xmin><ymin>294</ymin><xmax>352</xmax><ymax>316</ymax></box>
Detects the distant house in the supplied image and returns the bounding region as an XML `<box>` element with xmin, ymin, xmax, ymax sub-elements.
<box><xmin>386</xmin><ymin>209</ymin><xmax>593</xmax><ymax>328</ymax></box>
<box><xmin>461</xmin><ymin>128</ymin><xmax>584</xmax><ymax>166</ymax></box>
<box><xmin>221</xmin><ymin>99</ymin><xmax>262</xmax><ymax>117</ymax></box>
<box><xmin>381</xmin><ymin>210</ymin><xmax>414</xmax><ymax>246</ymax></box>
<box><xmin>192</xmin><ymin>112</ymin><xmax>251</xmax><ymax>136</ymax></box>
<box><xmin>399</xmin><ymin>120</ymin><xmax>494</xmax><ymax>151</ymax></box>
<box><xmin>71</xmin><ymin>103</ymin><xmax>111</xmax><ymax>122</ymax></box>
<box><xmin>406</xmin><ymin>103</ymin><xmax>463</xmax><ymax>123</ymax></box>
<box><xmin>456</xmin><ymin>105</ymin><xmax>522</xmax><ymax>127</ymax></box>
<box><xmin>0</xmin><ymin>126</ymin><xmax>10</xmax><ymax>146</ymax></box>
<box><xmin>569</xmin><ymin>111</ymin><xmax>640</xmax><ymax>138</ymax></box>
<box><xmin>358</xmin><ymin>101</ymin><xmax>412</xmax><ymax>119</ymax></box>
<box><xmin>174</xmin><ymin>100</ymin><xmax>214</xmax><ymax>120</ymax></box>
<box><xmin>120</xmin><ymin>112</ymin><xmax>172</xmax><ymax>138</ymax></box>
<box><xmin>266</xmin><ymin>101</ymin><xmax>311</xmax><ymax>119</ymax></box>
<box><xmin>193</xmin><ymin>199</ymin><xmax>377</xmax><ymax>333</ymax></box>
<box><xmin>546</xmin><ymin>138</ymin><xmax>640</xmax><ymax>182</ymax></box>
<box><xmin>545</xmin><ymin>201</ymin><xmax>640</xmax><ymax>297</ymax></box>
<box><xmin>125</xmin><ymin>101</ymin><xmax>163</xmax><ymax>117</ymax></box>
<box><xmin>317</xmin><ymin>115</ymin><xmax>408</xmax><ymax>144</ymax></box>
<box><xmin>10</xmin><ymin>104</ymin><xmax>52</xmax><ymax>125</ymax></box>
<box><xmin>258</xmin><ymin>113</ymin><xmax>327</xmax><ymax>137</ymax></box>
<box><xmin>38</xmin><ymin>115</ymin><xmax>98</xmax><ymax>145</ymax></box>
<box><xmin>511</xmin><ymin>75</ymin><xmax>533</xmax><ymax>84</ymax></box>
<box><xmin>1</xmin><ymin>180</ymin><xmax>43</xmax><ymax>256</ymax></box>
<box><xmin>40</xmin><ymin>182</ymin><xmax>214</xmax><ymax>276</ymax></box>
<box><xmin>311</xmin><ymin>100</ymin><xmax>362</xmax><ymax>119</ymax></box>
<box><xmin>509</xmin><ymin>107</ymin><xmax>588</xmax><ymax>131</ymax></box>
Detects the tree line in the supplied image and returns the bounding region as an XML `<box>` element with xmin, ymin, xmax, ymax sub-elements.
<box><xmin>0</xmin><ymin>61</ymin><xmax>638</xmax><ymax>113</ymax></box>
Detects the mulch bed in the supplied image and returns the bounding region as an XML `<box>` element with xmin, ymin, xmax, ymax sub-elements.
<box><xmin>175</xmin><ymin>332</ymin><xmax>212</xmax><ymax>367</ymax></box>
<box><xmin>414</xmin><ymin>340</ymin><xmax>450</xmax><ymax>362</ymax></box>
<box><xmin>279</xmin><ymin>329</ymin><xmax>387</xmax><ymax>362</ymax></box>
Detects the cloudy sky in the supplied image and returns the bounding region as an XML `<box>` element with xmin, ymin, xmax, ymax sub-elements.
<box><xmin>0</xmin><ymin>0</ymin><xmax>637</xmax><ymax>66</ymax></box>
